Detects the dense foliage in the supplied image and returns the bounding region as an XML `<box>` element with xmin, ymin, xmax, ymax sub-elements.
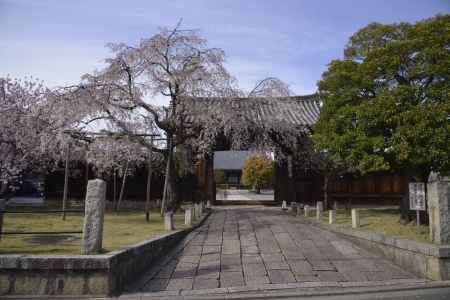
<box><xmin>313</xmin><ymin>15</ymin><xmax>450</xmax><ymax>179</ymax></box>
<box><xmin>241</xmin><ymin>154</ymin><xmax>274</xmax><ymax>193</ymax></box>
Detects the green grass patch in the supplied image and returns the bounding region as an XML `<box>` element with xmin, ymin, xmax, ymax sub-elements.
<box><xmin>305</xmin><ymin>208</ymin><xmax>431</xmax><ymax>244</ymax></box>
<box><xmin>0</xmin><ymin>208</ymin><xmax>190</xmax><ymax>255</ymax></box>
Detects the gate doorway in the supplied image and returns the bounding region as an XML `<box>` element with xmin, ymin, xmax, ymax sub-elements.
<box><xmin>213</xmin><ymin>150</ymin><xmax>275</xmax><ymax>206</ymax></box>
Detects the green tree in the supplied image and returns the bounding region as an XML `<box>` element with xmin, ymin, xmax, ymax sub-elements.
<box><xmin>214</xmin><ymin>170</ymin><xmax>226</xmax><ymax>185</ymax></box>
<box><xmin>312</xmin><ymin>15</ymin><xmax>450</xmax><ymax>221</ymax></box>
<box><xmin>241</xmin><ymin>155</ymin><xmax>274</xmax><ymax>193</ymax></box>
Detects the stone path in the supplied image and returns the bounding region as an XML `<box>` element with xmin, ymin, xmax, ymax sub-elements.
<box><xmin>131</xmin><ymin>207</ymin><xmax>416</xmax><ymax>293</ymax></box>
<box><xmin>216</xmin><ymin>189</ymin><xmax>274</xmax><ymax>201</ymax></box>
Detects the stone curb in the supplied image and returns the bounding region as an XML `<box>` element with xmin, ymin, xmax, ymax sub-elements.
<box><xmin>0</xmin><ymin>209</ymin><xmax>212</xmax><ymax>296</ymax></box>
<box><xmin>0</xmin><ymin>210</ymin><xmax>212</xmax><ymax>271</ymax></box>
<box><xmin>124</xmin><ymin>210</ymin><xmax>212</xmax><ymax>292</ymax></box>
<box><xmin>4</xmin><ymin>279</ymin><xmax>447</xmax><ymax>299</ymax></box>
<box><xmin>115</xmin><ymin>279</ymin><xmax>450</xmax><ymax>300</ymax></box>
<box><xmin>297</xmin><ymin>213</ymin><xmax>450</xmax><ymax>280</ymax></box>
<box><xmin>299</xmin><ymin>213</ymin><xmax>450</xmax><ymax>258</ymax></box>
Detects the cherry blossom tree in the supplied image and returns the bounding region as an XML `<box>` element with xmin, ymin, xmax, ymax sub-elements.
<box><xmin>60</xmin><ymin>23</ymin><xmax>239</xmax><ymax>214</ymax></box>
<box><xmin>0</xmin><ymin>77</ymin><xmax>71</xmax><ymax>197</ymax></box>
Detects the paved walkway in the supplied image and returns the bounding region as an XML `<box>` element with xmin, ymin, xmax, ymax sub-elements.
<box><xmin>130</xmin><ymin>207</ymin><xmax>416</xmax><ymax>294</ymax></box>
<box><xmin>216</xmin><ymin>189</ymin><xmax>274</xmax><ymax>201</ymax></box>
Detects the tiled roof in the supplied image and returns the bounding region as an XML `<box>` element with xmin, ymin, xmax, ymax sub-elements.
<box><xmin>182</xmin><ymin>94</ymin><xmax>321</xmax><ymax>128</ymax></box>
<box><xmin>213</xmin><ymin>151</ymin><xmax>252</xmax><ymax>170</ymax></box>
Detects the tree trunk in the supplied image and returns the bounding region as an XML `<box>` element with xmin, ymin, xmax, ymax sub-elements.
<box><xmin>84</xmin><ymin>157</ymin><xmax>89</xmax><ymax>200</ymax></box>
<box><xmin>145</xmin><ymin>144</ymin><xmax>153</xmax><ymax>222</ymax></box>
<box><xmin>113</xmin><ymin>169</ymin><xmax>117</xmax><ymax>207</ymax></box>
<box><xmin>161</xmin><ymin>136</ymin><xmax>175</xmax><ymax>215</ymax></box>
<box><xmin>323</xmin><ymin>175</ymin><xmax>329</xmax><ymax>210</ymax></box>
<box><xmin>62</xmin><ymin>143</ymin><xmax>70</xmax><ymax>220</ymax></box>
<box><xmin>116</xmin><ymin>161</ymin><xmax>129</xmax><ymax>211</ymax></box>
<box><xmin>0</xmin><ymin>181</ymin><xmax>8</xmax><ymax>198</ymax></box>
<box><xmin>400</xmin><ymin>170</ymin><xmax>414</xmax><ymax>224</ymax></box>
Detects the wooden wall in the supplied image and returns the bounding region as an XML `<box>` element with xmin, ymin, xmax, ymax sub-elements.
<box><xmin>330</xmin><ymin>172</ymin><xmax>405</xmax><ymax>205</ymax></box>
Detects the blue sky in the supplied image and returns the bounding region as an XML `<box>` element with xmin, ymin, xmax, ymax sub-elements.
<box><xmin>1</xmin><ymin>0</ymin><xmax>448</xmax><ymax>104</ymax></box>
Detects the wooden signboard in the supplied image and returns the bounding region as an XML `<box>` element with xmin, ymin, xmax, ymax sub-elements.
<box><xmin>409</xmin><ymin>182</ymin><xmax>426</xmax><ymax>211</ymax></box>
<box><xmin>409</xmin><ymin>182</ymin><xmax>426</xmax><ymax>234</ymax></box>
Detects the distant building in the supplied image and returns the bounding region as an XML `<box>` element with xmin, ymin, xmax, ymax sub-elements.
<box><xmin>214</xmin><ymin>151</ymin><xmax>252</xmax><ymax>185</ymax></box>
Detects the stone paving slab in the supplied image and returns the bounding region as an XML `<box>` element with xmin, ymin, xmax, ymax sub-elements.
<box><xmin>136</xmin><ymin>207</ymin><xmax>418</xmax><ymax>293</ymax></box>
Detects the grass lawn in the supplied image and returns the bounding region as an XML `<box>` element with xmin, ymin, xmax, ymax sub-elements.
<box><xmin>0</xmin><ymin>208</ymin><xmax>190</xmax><ymax>255</ymax></box>
<box><xmin>305</xmin><ymin>208</ymin><xmax>431</xmax><ymax>244</ymax></box>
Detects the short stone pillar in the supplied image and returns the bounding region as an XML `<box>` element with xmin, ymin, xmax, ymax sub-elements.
<box><xmin>191</xmin><ymin>204</ymin><xmax>197</xmax><ymax>220</ymax></box>
<box><xmin>185</xmin><ymin>208</ymin><xmax>193</xmax><ymax>226</ymax></box>
<box><xmin>195</xmin><ymin>203</ymin><xmax>202</xmax><ymax>217</ymax></box>
<box><xmin>329</xmin><ymin>210</ymin><xmax>336</xmax><ymax>224</ymax></box>
<box><xmin>82</xmin><ymin>179</ymin><xmax>106</xmax><ymax>255</ymax></box>
<box><xmin>206</xmin><ymin>200</ymin><xmax>212</xmax><ymax>209</ymax></box>
<box><xmin>304</xmin><ymin>205</ymin><xmax>310</xmax><ymax>217</ymax></box>
<box><xmin>290</xmin><ymin>202</ymin><xmax>297</xmax><ymax>212</ymax></box>
<box><xmin>428</xmin><ymin>173</ymin><xmax>450</xmax><ymax>244</ymax></box>
<box><xmin>165</xmin><ymin>212</ymin><xmax>175</xmax><ymax>231</ymax></box>
<box><xmin>351</xmin><ymin>209</ymin><xmax>360</xmax><ymax>228</ymax></box>
<box><xmin>316</xmin><ymin>201</ymin><xmax>324</xmax><ymax>213</ymax></box>
<box><xmin>0</xmin><ymin>199</ymin><xmax>5</xmax><ymax>241</ymax></box>
<box><xmin>316</xmin><ymin>206</ymin><xmax>323</xmax><ymax>221</ymax></box>
<box><xmin>333</xmin><ymin>201</ymin><xmax>339</xmax><ymax>210</ymax></box>
<box><xmin>282</xmin><ymin>201</ymin><xmax>287</xmax><ymax>210</ymax></box>
<box><xmin>199</xmin><ymin>202</ymin><xmax>204</xmax><ymax>216</ymax></box>
<box><xmin>295</xmin><ymin>202</ymin><xmax>301</xmax><ymax>216</ymax></box>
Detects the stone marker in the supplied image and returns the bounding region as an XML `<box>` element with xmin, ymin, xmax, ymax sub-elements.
<box><xmin>82</xmin><ymin>179</ymin><xmax>106</xmax><ymax>255</ymax></box>
<box><xmin>333</xmin><ymin>201</ymin><xmax>339</xmax><ymax>210</ymax></box>
<box><xmin>206</xmin><ymin>200</ymin><xmax>212</xmax><ymax>209</ymax></box>
<box><xmin>195</xmin><ymin>203</ymin><xmax>202</xmax><ymax>217</ymax></box>
<box><xmin>290</xmin><ymin>202</ymin><xmax>297</xmax><ymax>212</ymax></box>
<box><xmin>304</xmin><ymin>205</ymin><xmax>310</xmax><ymax>217</ymax></box>
<box><xmin>329</xmin><ymin>210</ymin><xmax>336</xmax><ymax>224</ymax></box>
<box><xmin>165</xmin><ymin>212</ymin><xmax>175</xmax><ymax>231</ymax></box>
<box><xmin>199</xmin><ymin>202</ymin><xmax>204</xmax><ymax>216</ymax></box>
<box><xmin>0</xmin><ymin>199</ymin><xmax>5</xmax><ymax>241</ymax></box>
<box><xmin>316</xmin><ymin>201</ymin><xmax>324</xmax><ymax>213</ymax></box>
<box><xmin>428</xmin><ymin>173</ymin><xmax>450</xmax><ymax>244</ymax></box>
<box><xmin>351</xmin><ymin>209</ymin><xmax>360</xmax><ymax>228</ymax></box>
<box><xmin>296</xmin><ymin>202</ymin><xmax>301</xmax><ymax>216</ymax></box>
<box><xmin>185</xmin><ymin>207</ymin><xmax>193</xmax><ymax>226</ymax></box>
<box><xmin>316</xmin><ymin>207</ymin><xmax>322</xmax><ymax>221</ymax></box>
<box><xmin>192</xmin><ymin>204</ymin><xmax>197</xmax><ymax>220</ymax></box>
<box><xmin>282</xmin><ymin>201</ymin><xmax>287</xmax><ymax>210</ymax></box>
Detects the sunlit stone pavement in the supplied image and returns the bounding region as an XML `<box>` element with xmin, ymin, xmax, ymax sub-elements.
<box><xmin>131</xmin><ymin>207</ymin><xmax>416</xmax><ymax>293</ymax></box>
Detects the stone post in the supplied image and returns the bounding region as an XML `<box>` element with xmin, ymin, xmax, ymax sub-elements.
<box><xmin>290</xmin><ymin>202</ymin><xmax>297</xmax><ymax>212</ymax></box>
<box><xmin>191</xmin><ymin>204</ymin><xmax>197</xmax><ymax>220</ymax></box>
<box><xmin>0</xmin><ymin>199</ymin><xmax>5</xmax><ymax>241</ymax></box>
<box><xmin>207</xmin><ymin>200</ymin><xmax>212</xmax><ymax>209</ymax></box>
<box><xmin>428</xmin><ymin>173</ymin><xmax>450</xmax><ymax>244</ymax></box>
<box><xmin>185</xmin><ymin>208</ymin><xmax>193</xmax><ymax>226</ymax></box>
<box><xmin>333</xmin><ymin>201</ymin><xmax>339</xmax><ymax>210</ymax></box>
<box><xmin>282</xmin><ymin>200</ymin><xmax>287</xmax><ymax>210</ymax></box>
<box><xmin>165</xmin><ymin>212</ymin><xmax>175</xmax><ymax>231</ymax></box>
<box><xmin>199</xmin><ymin>202</ymin><xmax>204</xmax><ymax>216</ymax></box>
<box><xmin>195</xmin><ymin>203</ymin><xmax>202</xmax><ymax>218</ymax></box>
<box><xmin>316</xmin><ymin>201</ymin><xmax>324</xmax><ymax>213</ymax></box>
<box><xmin>295</xmin><ymin>202</ymin><xmax>301</xmax><ymax>216</ymax></box>
<box><xmin>82</xmin><ymin>179</ymin><xmax>106</xmax><ymax>255</ymax></box>
<box><xmin>316</xmin><ymin>206</ymin><xmax>322</xmax><ymax>221</ymax></box>
<box><xmin>304</xmin><ymin>205</ymin><xmax>310</xmax><ymax>217</ymax></box>
<box><xmin>329</xmin><ymin>210</ymin><xmax>336</xmax><ymax>224</ymax></box>
<box><xmin>351</xmin><ymin>209</ymin><xmax>360</xmax><ymax>228</ymax></box>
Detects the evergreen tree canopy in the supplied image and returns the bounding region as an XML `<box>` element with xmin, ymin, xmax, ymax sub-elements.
<box><xmin>241</xmin><ymin>155</ymin><xmax>274</xmax><ymax>193</ymax></box>
<box><xmin>313</xmin><ymin>15</ymin><xmax>450</xmax><ymax>178</ymax></box>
